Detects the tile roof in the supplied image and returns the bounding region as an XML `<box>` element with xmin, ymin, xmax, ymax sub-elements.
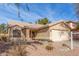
<box><xmin>8</xmin><ymin>20</ymin><xmax>44</xmax><ymax>29</ymax></box>
<box><xmin>8</xmin><ymin>20</ymin><xmax>77</xmax><ymax>30</ymax></box>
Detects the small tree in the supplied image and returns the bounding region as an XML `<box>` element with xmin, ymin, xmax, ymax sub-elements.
<box><xmin>35</xmin><ymin>18</ymin><xmax>51</xmax><ymax>25</ymax></box>
<box><xmin>0</xmin><ymin>23</ymin><xmax>7</xmax><ymax>33</ymax></box>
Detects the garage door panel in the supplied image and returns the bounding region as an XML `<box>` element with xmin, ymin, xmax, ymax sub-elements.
<box><xmin>50</xmin><ymin>30</ymin><xmax>69</xmax><ymax>41</ymax></box>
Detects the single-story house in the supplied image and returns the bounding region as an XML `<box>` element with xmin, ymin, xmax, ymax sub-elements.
<box><xmin>7</xmin><ymin>20</ymin><xmax>77</xmax><ymax>42</ymax></box>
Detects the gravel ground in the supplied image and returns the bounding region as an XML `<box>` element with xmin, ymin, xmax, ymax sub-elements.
<box><xmin>0</xmin><ymin>39</ymin><xmax>79</xmax><ymax>56</ymax></box>
<box><xmin>63</xmin><ymin>48</ymin><xmax>79</xmax><ymax>56</ymax></box>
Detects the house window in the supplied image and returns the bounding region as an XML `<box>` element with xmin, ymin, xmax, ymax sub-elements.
<box><xmin>13</xmin><ymin>29</ymin><xmax>21</xmax><ymax>37</ymax></box>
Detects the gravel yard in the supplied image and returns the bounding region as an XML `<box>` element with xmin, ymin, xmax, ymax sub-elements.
<box><xmin>0</xmin><ymin>39</ymin><xmax>79</xmax><ymax>56</ymax></box>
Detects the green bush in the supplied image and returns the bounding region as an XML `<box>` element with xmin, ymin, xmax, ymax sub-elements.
<box><xmin>45</xmin><ymin>44</ymin><xmax>54</xmax><ymax>51</ymax></box>
<box><xmin>62</xmin><ymin>43</ymin><xmax>71</xmax><ymax>49</ymax></box>
<box><xmin>1</xmin><ymin>36</ymin><xmax>8</xmax><ymax>42</ymax></box>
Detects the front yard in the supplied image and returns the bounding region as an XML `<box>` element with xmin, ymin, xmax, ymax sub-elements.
<box><xmin>0</xmin><ymin>39</ymin><xmax>79</xmax><ymax>56</ymax></box>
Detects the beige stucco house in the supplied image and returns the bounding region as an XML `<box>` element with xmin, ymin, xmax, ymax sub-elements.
<box><xmin>7</xmin><ymin>20</ymin><xmax>77</xmax><ymax>42</ymax></box>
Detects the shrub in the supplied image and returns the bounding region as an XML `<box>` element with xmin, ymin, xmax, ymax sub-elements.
<box><xmin>0</xmin><ymin>34</ymin><xmax>8</xmax><ymax>42</ymax></box>
<box><xmin>45</xmin><ymin>44</ymin><xmax>54</xmax><ymax>51</ymax></box>
<box><xmin>62</xmin><ymin>43</ymin><xmax>71</xmax><ymax>49</ymax></box>
<box><xmin>6</xmin><ymin>45</ymin><xmax>28</xmax><ymax>56</ymax></box>
<box><xmin>15</xmin><ymin>45</ymin><xmax>28</xmax><ymax>56</ymax></box>
<box><xmin>62</xmin><ymin>44</ymin><xmax>67</xmax><ymax>47</ymax></box>
<box><xmin>0</xmin><ymin>36</ymin><xmax>8</xmax><ymax>42</ymax></box>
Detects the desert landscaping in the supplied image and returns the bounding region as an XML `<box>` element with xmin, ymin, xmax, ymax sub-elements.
<box><xmin>0</xmin><ymin>37</ymin><xmax>79</xmax><ymax>56</ymax></box>
<box><xmin>0</xmin><ymin>20</ymin><xmax>79</xmax><ymax>56</ymax></box>
<box><xmin>0</xmin><ymin>3</ymin><xmax>79</xmax><ymax>56</ymax></box>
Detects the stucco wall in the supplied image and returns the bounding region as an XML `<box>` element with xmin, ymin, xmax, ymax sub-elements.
<box><xmin>49</xmin><ymin>23</ymin><xmax>70</xmax><ymax>31</ymax></box>
<box><xmin>34</xmin><ymin>23</ymin><xmax>70</xmax><ymax>41</ymax></box>
<box><xmin>34</xmin><ymin>28</ymin><xmax>50</xmax><ymax>40</ymax></box>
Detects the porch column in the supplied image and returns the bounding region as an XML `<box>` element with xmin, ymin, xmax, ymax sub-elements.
<box><xmin>8</xmin><ymin>28</ymin><xmax>10</xmax><ymax>38</ymax></box>
<box><xmin>70</xmin><ymin>31</ymin><xmax>73</xmax><ymax>49</ymax></box>
<box><xmin>30</xmin><ymin>30</ymin><xmax>32</xmax><ymax>39</ymax></box>
<box><xmin>10</xmin><ymin>28</ymin><xmax>13</xmax><ymax>40</ymax></box>
<box><xmin>21</xmin><ymin>29</ymin><xmax>23</xmax><ymax>40</ymax></box>
<box><xmin>26</xmin><ymin>29</ymin><xmax>31</xmax><ymax>40</ymax></box>
<box><xmin>8</xmin><ymin>28</ymin><xmax>11</xmax><ymax>40</ymax></box>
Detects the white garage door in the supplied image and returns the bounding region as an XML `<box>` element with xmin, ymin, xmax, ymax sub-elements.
<box><xmin>50</xmin><ymin>30</ymin><xmax>69</xmax><ymax>42</ymax></box>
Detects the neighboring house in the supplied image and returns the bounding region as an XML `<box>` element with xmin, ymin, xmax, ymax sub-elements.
<box><xmin>7</xmin><ymin>20</ymin><xmax>77</xmax><ymax>42</ymax></box>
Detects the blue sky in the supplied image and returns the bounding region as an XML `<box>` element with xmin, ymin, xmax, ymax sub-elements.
<box><xmin>0</xmin><ymin>3</ymin><xmax>77</xmax><ymax>24</ymax></box>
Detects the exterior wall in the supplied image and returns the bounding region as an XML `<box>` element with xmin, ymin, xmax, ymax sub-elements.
<box><xmin>50</xmin><ymin>30</ymin><xmax>70</xmax><ymax>41</ymax></box>
<box><xmin>22</xmin><ymin>28</ymin><xmax>26</xmax><ymax>37</ymax></box>
<box><xmin>9</xmin><ymin>26</ymin><xmax>23</xmax><ymax>41</ymax></box>
<box><xmin>49</xmin><ymin>23</ymin><xmax>70</xmax><ymax>41</ymax></box>
<box><xmin>34</xmin><ymin>28</ymin><xmax>50</xmax><ymax>40</ymax></box>
<box><xmin>34</xmin><ymin>23</ymin><xmax>70</xmax><ymax>41</ymax></box>
<box><xmin>8</xmin><ymin>22</ymin><xmax>71</xmax><ymax>41</ymax></box>
<box><xmin>49</xmin><ymin>23</ymin><xmax>70</xmax><ymax>30</ymax></box>
<box><xmin>8</xmin><ymin>26</ymin><xmax>31</xmax><ymax>41</ymax></box>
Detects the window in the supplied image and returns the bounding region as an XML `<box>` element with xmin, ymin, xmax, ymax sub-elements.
<box><xmin>13</xmin><ymin>29</ymin><xmax>21</xmax><ymax>37</ymax></box>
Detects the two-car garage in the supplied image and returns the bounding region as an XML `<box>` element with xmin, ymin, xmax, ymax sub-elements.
<box><xmin>50</xmin><ymin>30</ymin><xmax>70</xmax><ymax>42</ymax></box>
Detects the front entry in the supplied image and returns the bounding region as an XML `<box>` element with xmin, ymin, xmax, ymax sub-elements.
<box><xmin>13</xmin><ymin>29</ymin><xmax>21</xmax><ymax>38</ymax></box>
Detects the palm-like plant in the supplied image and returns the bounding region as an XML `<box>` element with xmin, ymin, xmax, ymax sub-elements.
<box><xmin>7</xmin><ymin>3</ymin><xmax>30</xmax><ymax>22</ymax></box>
<box><xmin>15</xmin><ymin>3</ymin><xmax>30</xmax><ymax>22</ymax></box>
<box><xmin>15</xmin><ymin>3</ymin><xmax>23</xmax><ymax>21</ymax></box>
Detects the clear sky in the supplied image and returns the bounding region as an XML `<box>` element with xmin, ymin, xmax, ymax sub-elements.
<box><xmin>0</xmin><ymin>3</ymin><xmax>77</xmax><ymax>24</ymax></box>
